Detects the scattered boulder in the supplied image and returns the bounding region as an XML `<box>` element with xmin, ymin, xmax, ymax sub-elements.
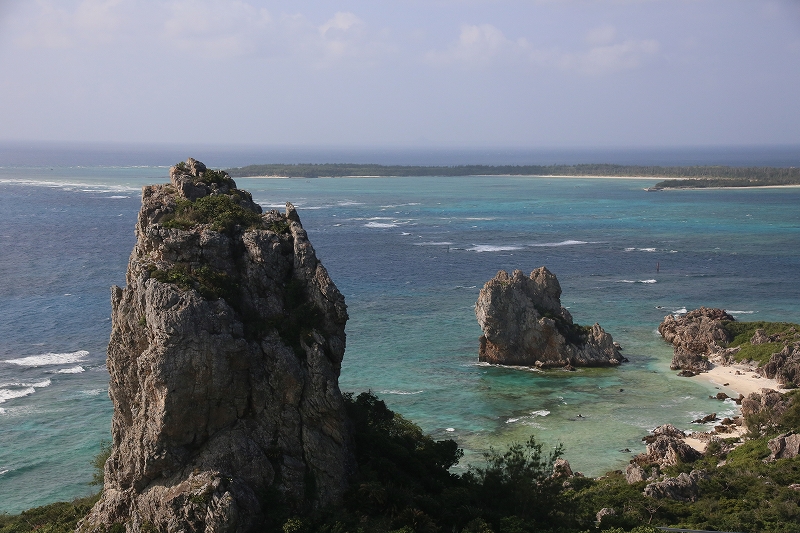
<box><xmin>644</xmin><ymin>470</ymin><xmax>708</xmax><ymax>502</ymax></box>
<box><xmin>475</xmin><ymin>268</ymin><xmax>624</xmax><ymax>367</ymax></box>
<box><xmin>658</xmin><ymin>307</ymin><xmax>735</xmax><ymax>373</ymax></box>
<box><xmin>768</xmin><ymin>433</ymin><xmax>800</xmax><ymax>461</ymax></box>
<box><xmin>79</xmin><ymin>160</ymin><xmax>354</xmax><ymax>533</ymax></box>
<box><xmin>691</xmin><ymin>413</ymin><xmax>718</xmax><ymax>424</ymax></box>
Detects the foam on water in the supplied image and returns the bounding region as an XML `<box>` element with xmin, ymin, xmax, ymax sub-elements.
<box><xmin>726</xmin><ymin>310</ymin><xmax>756</xmax><ymax>315</ymax></box>
<box><xmin>466</xmin><ymin>244</ymin><xmax>523</xmax><ymax>252</ymax></box>
<box><xmin>365</xmin><ymin>221</ymin><xmax>398</xmax><ymax>228</ymax></box>
<box><xmin>414</xmin><ymin>242</ymin><xmax>453</xmax><ymax>246</ymax></box>
<box><xmin>3</xmin><ymin>350</ymin><xmax>89</xmax><ymax>367</ymax></box>
<box><xmin>0</xmin><ymin>387</ymin><xmax>36</xmax><ymax>403</ymax></box>
<box><xmin>379</xmin><ymin>390</ymin><xmax>424</xmax><ymax>395</ymax></box>
<box><xmin>530</xmin><ymin>240</ymin><xmax>589</xmax><ymax>247</ymax></box>
<box><xmin>56</xmin><ymin>366</ymin><xmax>86</xmax><ymax>374</ymax></box>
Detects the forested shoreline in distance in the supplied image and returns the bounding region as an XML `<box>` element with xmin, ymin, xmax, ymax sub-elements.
<box><xmin>225</xmin><ymin>163</ymin><xmax>800</xmax><ymax>188</ymax></box>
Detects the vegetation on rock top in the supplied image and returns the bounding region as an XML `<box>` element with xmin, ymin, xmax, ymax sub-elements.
<box><xmin>161</xmin><ymin>194</ymin><xmax>263</xmax><ymax>234</ymax></box>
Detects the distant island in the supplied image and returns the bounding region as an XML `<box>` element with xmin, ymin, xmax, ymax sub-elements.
<box><xmin>226</xmin><ymin>162</ymin><xmax>800</xmax><ymax>188</ymax></box>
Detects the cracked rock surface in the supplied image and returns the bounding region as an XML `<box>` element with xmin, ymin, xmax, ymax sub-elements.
<box><xmin>79</xmin><ymin>160</ymin><xmax>353</xmax><ymax>533</ymax></box>
<box><xmin>475</xmin><ymin>267</ymin><xmax>623</xmax><ymax>367</ymax></box>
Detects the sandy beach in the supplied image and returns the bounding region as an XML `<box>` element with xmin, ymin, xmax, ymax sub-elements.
<box><xmin>679</xmin><ymin>361</ymin><xmax>785</xmax><ymax>452</ymax></box>
<box><xmin>692</xmin><ymin>360</ymin><xmax>785</xmax><ymax>397</ymax></box>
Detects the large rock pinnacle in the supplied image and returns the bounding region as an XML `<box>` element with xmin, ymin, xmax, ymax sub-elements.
<box><xmin>79</xmin><ymin>160</ymin><xmax>354</xmax><ymax>533</ymax></box>
<box><xmin>475</xmin><ymin>267</ymin><xmax>623</xmax><ymax>367</ymax></box>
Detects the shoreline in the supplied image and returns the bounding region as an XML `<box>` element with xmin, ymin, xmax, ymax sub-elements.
<box><xmin>680</xmin><ymin>360</ymin><xmax>785</xmax><ymax>453</ymax></box>
<box><xmin>691</xmin><ymin>360</ymin><xmax>785</xmax><ymax>398</ymax></box>
<box><xmin>237</xmin><ymin>173</ymin><xmax>800</xmax><ymax>189</ymax></box>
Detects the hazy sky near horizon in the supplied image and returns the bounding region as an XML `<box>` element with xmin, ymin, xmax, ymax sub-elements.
<box><xmin>1</xmin><ymin>0</ymin><xmax>799</xmax><ymax>148</ymax></box>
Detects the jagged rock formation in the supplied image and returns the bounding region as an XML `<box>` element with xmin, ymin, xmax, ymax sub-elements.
<box><xmin>762</xmin><ymin>343</ymin><xmax>800</xmax><ymax>386</ymax></box>
<box><xmin>768</xmin><ymin>432</ymin><xmax>800</xmax><ymax>461</ymax></box>
<box><xmin>475</xmin><ymin>268</ymin><xmax>623</xmax><ymax>367</ymax></box>
<box><xmin>643</xmin><ymin>470</ymin><xmax>708</xmax><ymax>502</ymax></box>
<box><xmin>79</xmin><ymin>159</ymin><xmax>353</xmax><ymax>533</ymax></box>
<box><xmin>634</xmin><ymin>424</ymin><xmax>702</xmax><ymax>467</ymax></box>
<box><xmin>741</xmin><ymin>388</ymin><xmax>793</xmax><ymax>435</ymax></box>
<box><xmin>658</xmin><ymin>307</ymin><xmax>735</xmax><ymax>373</ymax></box>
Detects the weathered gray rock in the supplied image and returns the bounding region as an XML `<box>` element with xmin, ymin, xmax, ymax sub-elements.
<box><xmin>635</xmin><ymin>424</ymin><xmax>702</xmax><ymax>467</ymax></box>
<box><xmin>761</xmin><ymin>343</ymin><xmax>800</xmax><ymax>387</ymax></box>
<box><xmin>768</xmin><ymin>433</ymin><xmax>800</xmax><ymax>461</ymax></box>
<box><xmin>79</xmin><ymin>160</ymin><xmax>353</xmax><ymax>533</ymax></box>
<box><xmin>644</xmin><ymin>470</ymin><xmax>708</xmax><ymax>502</ymax></box>
<box><xmin>475</xmin><ymin>268</ymin><xmax>623</xmax><ymax>367</ymax></box>
<box><xmin>658</xmin><ymin>307</ymin><xmax>735</xmax><ymax>373</ymax></box>
<box><xmin>552</xmin><ymin>458</ymin><xmax>573</xmax><ymax>478</ymax></box>
<box><xmin>624</xmin><ymin>463</ymin><xmax>647</xmax><ymax>484</ymax></box>
<box><xmin>595</xmin><ymin>507</ymin><xmax>616</xmax><ymax>523</ymax></box>
<box><xmin>741</xmin><ymin>388</ymin><xmax>792</xmax><ymax>434</ymax></box>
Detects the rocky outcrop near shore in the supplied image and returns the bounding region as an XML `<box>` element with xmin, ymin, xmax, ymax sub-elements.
<box><xmin>475</xmin><ymin>268</ymin><xmax>623</xmax><ymax>367</ymax></box>
<box><xmin>658</xmin><ymin>307</ymin><xmax>735</xmax><ymax>374</ymax></box>
<box><xmin>634</xmin><ymin>424</ymin><xmax>703</xmax><ymax>467</ymax></box>
<box><xmin>762</xmin><ymin>343</ymin><xmax>800</xmax><ymax>387</ymax></box>
<box><xmin>79</xmin><ymin>159</ymin><xmax>353</xmax><ymax>533</ymax></box>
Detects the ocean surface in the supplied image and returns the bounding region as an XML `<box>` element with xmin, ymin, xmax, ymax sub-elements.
<box><xmin>1</xmin><ymin>145</ymin><xmax>800</xmax><ymax>513</ymax></box>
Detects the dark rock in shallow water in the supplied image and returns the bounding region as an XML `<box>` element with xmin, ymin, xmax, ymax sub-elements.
<box><xmin>79</xmin><ymin>159</ymin><xmax>354</xmax><ymax>533</ymax></box>
<box><xmin>475</xmin><ymin>267</ymin><xmax>623</xmax><ymax>367</ymax></box>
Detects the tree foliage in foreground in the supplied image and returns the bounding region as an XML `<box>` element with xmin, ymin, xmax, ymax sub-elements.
<box><xmin>4</xmin><ymin>391</ymin><xmax>800</xmax><ymax>533</ymax></box>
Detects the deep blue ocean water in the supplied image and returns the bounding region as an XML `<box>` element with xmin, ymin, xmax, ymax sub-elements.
<box><xmin>1</xmin><ymin>146</ymin><xmax>799</xmax><ymax>513</ymax></box>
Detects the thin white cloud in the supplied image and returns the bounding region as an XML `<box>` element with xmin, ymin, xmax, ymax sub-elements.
<box><xmin>162</xmin><ymin>0</ymin><xmax>272</xmax><ymax>59</ymax></box>
<box><xmin>13</xmin><ymin>0</ymin><xmax>123</xmax><ymax>49</ymax></box>
<box><xmin>428</xmin><ymin>23</ymin><xmax>659</xmax><ymax>75</ymax></box>
<box><xmin>316</xmin><ymin>12</ymin><xmax>373</xmax><ymax>62</ymax></box>
<box><xmin>426</xmin><ymin>24</ymin><xmax>531</xmax><ymax>66</ymax></box>
<box><xmin>564</xmin><ymin>38</ymin><xmax>660</xmax><ymax>75</ymax></box>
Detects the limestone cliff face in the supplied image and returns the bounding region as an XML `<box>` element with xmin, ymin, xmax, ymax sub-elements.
<box><xmin>658</xmin><ymin>307</ymin><xmax>735</xmax><ymax>373</ymax></box>
<box><xmin>80</xmin><ymin>159</ymin><xmax>353</xmax><ymax>533</ymax></box>
<box><xmin>475</xmin><ymin>268</ymin><xmax>623</xmax><ymax>367</ymax></box>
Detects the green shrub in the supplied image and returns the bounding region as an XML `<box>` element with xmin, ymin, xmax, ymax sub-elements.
<box><xmin>162</xmin><ymin>195</ymin><xmax>262</xmax><ymax>234</ymax></box>
<box><xmin>0</xmin><ymin>495</ymin><xmax>99</xmax><ymax>533</ymax></box>
<box><xmin>149</xmin><ymin>264</ymin><xmax>238</xmax><ymax>304</ymax></box>
<box><xmin>90</xmin><ymin>441</ymin><xmax>112</xmax><ymax>486</ymax></box>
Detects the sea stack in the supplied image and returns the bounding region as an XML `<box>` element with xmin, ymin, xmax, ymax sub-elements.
<box><xmin>79</xmin><ymin>159</ymin><xmax>353</xmax><ymax>532</ymax></box>
<box><xmin>475</xmin><ymin>267</ymin><xmax>623</xmax><ymax>367</ymax></box>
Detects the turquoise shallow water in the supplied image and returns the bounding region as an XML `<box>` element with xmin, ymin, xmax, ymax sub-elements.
<box><xmin>1</xmin><ymin>167</ymin><xmax>799</xmax><ymax>513</ymax></box>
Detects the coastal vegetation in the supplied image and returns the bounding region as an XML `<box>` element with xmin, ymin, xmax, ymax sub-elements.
<box><xmin>721</xmin><ymin>320</ymin><xmax>800</xmax><ymax>365</ymax></box>
<box><xmin>5</xmin><ymin>391</ymin><xmax>798</xmax><ymax>533</ymax></box>
<box><xmin>225</xmin><ymin>162</ymin><xmax>800</xmax><ymax>188</ymax></box>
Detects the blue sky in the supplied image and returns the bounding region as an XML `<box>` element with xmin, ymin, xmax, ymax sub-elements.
<box><xmin>1</xmin><ymin>0</ymin><xmax>799</xmax><ymax>148</ymax></box>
